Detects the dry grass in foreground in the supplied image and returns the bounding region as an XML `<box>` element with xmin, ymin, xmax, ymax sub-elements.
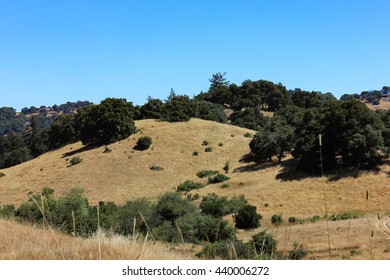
<box><xmin>0</xmin><ymin>219</ymin><xmax>197</xmax><ymax>260</ymax></box>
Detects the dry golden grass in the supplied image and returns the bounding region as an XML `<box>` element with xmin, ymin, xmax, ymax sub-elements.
<box><xmin>0</xmin><ymin>219</ymin><xmax>197</xmax><ymax>260</ymax></box>
<box><xmin>0</xmin><ymin>118</ymin><xmax>389</xmax><ymax>259</ymax></box>
<box><xmin>364</xmin><ymin>99</ymin><xmax>390</xmax><ymax>110</ymax></box>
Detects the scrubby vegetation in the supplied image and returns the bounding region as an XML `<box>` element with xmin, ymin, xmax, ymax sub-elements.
<box><xmin>136</xmin><ymin>136</ymin><xmax>152</xmax><ymax>150</ymax></box>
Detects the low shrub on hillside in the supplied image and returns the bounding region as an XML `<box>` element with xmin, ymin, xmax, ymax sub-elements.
<box><xmin>207</xmin><ymin>174</ymin><xmax>229</xmax><ymax>184</ymax></box>
<box><xmin>205</xmin><ymin>147</ymin><xmax>213</xmax><ymax>152</ymax></box>
<box><xmin>271</xmin><ymin>214</ymin><xmax>283</xmax><ymax>225</ymax></box>
<box><xmin>135</xmin><ymin>136</ymin><xmax>152</xmax><ymax>150</ymax></box>
<box><xmin>149</xmin><ymin>164</ymin><xmax>164</xmax><ymax>171</ymax></box>
<box><xmin>202</xmin><ymin>140</ymin><xmax>209</xmax><ymax>146</ymax></box>
<box><xmin>0</xmin><ymin>204</ymin><xmax>15</xmax><ymax>218</ymax></box>
<box><xmin>235</xmin><ymin>204</ymin><xmax>261</xmax><ymax>229</ymax></box>
<box><xmin>0</xmin><ymin>172</ymin><xmax>5</xmax><ymax>178</ymax></box>
<box><xmin>196</xmin><ymin>170</ymin><xmax>219</xmax><ymax>178</ymax></box>
<box><xmin>68</xmin><ymin>156</ymin><xmax>82</xmax><ymax>166</ymax></box>
<box><xmin>177</xmin><ymin>180</ymin><xmax>205</xmax><ymax>192</ymax></box>
<box><xmin>250</xmin><ymin>231</ymin><xmax>278</xmax><ymax>259</ymax></box>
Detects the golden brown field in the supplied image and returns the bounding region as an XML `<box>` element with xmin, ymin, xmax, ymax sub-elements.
<box><xmin>0</xmin><ymin>118</ymin><xmax>389</xmax><ymax>259</ymax></box>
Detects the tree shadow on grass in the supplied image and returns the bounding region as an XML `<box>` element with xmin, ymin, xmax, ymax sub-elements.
<box><xmin>61</xmin><ymin>145</ymin><xmax>98</xmax><ymax>158</ymax></box>
<box><xmin>234</xmin><ymin>153</ymin><xmax>382</xmax><ymax>182</ymax></box>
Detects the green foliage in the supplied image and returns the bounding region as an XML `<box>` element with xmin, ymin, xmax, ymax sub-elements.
<box><xmin>250</xmin><ymin>116</ymin><xmax>294</xmax><ymax>163</ymax></box>
<box><xmin>118</xmin><ymin>198</ymin><xmax>157</xmax><ymax>235</ymax></box>
<box><xmin>199</xmin><ymin>193</ymin><xmax>230</xmax><ymax>218</ymax></box>
<box><xmin>192</xmin><ymin>151</ymin><xmax>199</xmax><ymax>156</ymax></box>
<box><xmin>230</xmin><ymin>107</ymin><xmax>267</xmax><ymax>131</ymax></box>
<box><xmin>0</xmin><ymin>172</ymin><xmax>5</xmax><ymax>178</ymax></box>
<box><xmin>177</xmin><ymin>180</ymin><xmax>205</xmax><ymax>192</ymax></box>
<box><xmin>330</xmin><ymin>212</ymin><xmax>359</xmax><ymax>221</ymax></box>
<box><xmin>197</xmin><ymin>240</ymin><xmax>253</xmax><ymax>260</ymax></box>
<box><xmin>196</xmin><ymin>170</ymin><xmax>219</xmax><ymax>178</ymax></box>
<box><xmin>220</xmin><ymin>184</ymin><xmax>229</xmax><ymax>189</ymax></box>
<box><xmin>235</xmin><ymin>204</ymin><xmax>261</xmax><ymax>229</ymax></box>
<box><xmin>271</xmin><ymin>214</ymin><xmax>283</xmax><ymax>225</ymax></box>
<box><xmin>0</xmin><ymin>133</ymin><xmax>32</xmax><ymax>169</ymax></box>
<box><xmin>288</xmin><ymin>216</ymin><xmax>298</xmax><ymax>224</ymax></box>
<box><xmin>223</xmin><ymin>161</ymin><xmax>230</xmax><ymax>173</ymax></box>
<box><xmin>207</xmin><ymin>174</ymin><xmax>230</xmax><ymax>184</ymax></box>
<box><xmin>202</xmin><ymin>140</ymin><xmax>209</xmax><ymax>146</ymax></box>
<box><xmin>136</xmin><ymin>136</ymin><xmax>152</xmax><ymax>150</ymax></box>
<box><xmin>288</xmin><ymin>243</ymin><xmax>308</xmax><ymax>260</ymax></box>
<box><xmin>139</xmin><ymin>97</ymin><xmax>164</xmax><ymax>120</ymax></box>
<box><xmin>75</xmin><ymin>98</ymin><xmax>136</xmax><ymax>146</ymax></box>
<box><xmin>250</xmin><ymin>231</ymin><xmax>278</xmax><ymax>258</ymax></box>
<box><xmin>244</xmin><ymin>132</ymin><xmax>253</xmax><ymax>138</ymax></box>
<box><xmin>310</xmin><ymin>215</ymin><xmax>321</xmax><ymax>223</ymax></box>
<box><xmin>205</xmin><ymin>147</ymin><xmax>213</xmax><ymax>152</ymax></box>
<box><xmin>69</xmin><ymin>156</ymin><xmax>82</xmax><ymax>166</ymax></box>
<box><xmin>162</xmin><ymin>94</ymin><xmax>193</xmax><ymax>122</ymax></box>
<box><xmin>155</xmin><ymin>192</ymin><xmax>196</xmax><ymax>223</ymax></box>
<box><xmin>0</xmin><ymin>204</ymin><xmax>15</xmax><ymax>218</ymax></box>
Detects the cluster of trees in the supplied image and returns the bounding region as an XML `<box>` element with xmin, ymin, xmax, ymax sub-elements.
<box><xmin>249</xmin><ymin>100</ymin><xmax>389</xmax><ymax>172</ymax></box>
<box><xmin>340</xmin><ymin>86</ymin><xmax>389</xmax><ymax>105</ymax></box>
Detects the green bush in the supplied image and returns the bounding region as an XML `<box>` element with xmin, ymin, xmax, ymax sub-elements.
<box><xmin>177</xmin><ymin>180</ymin><xmax>205</xmax><ymax>192</ymax></box>
<box><xmin>235</xmin><ymin>204</ymin><xmax>261</xmax><ymax>229</ymax></box>
<box><xmin>288</xmin><ymin>216</ymin><xmax>298</xmax><ymax>224</ymax></box>
<box><xmin>118</xmin><ymin>198</ymin><xmax>157</xmax><ymax>235</ymax></box>
<box><xmin>244</xmin><ymin>132</ymin><xmax>253</xmax><ymax>138</ymax></box>
<box><xmin>220</xmin><ymin>184</ymin><xmax>229</xmax><ymax>189</ymax></box>
<box><xmin>197</xmin><ymin>240</ymin><xmax>253</xmax><ymax>260</ymax></box>
<box><xmin>223</xmin><ymin>161</ymin><xmax>230</xmax><ymax>173</ymax></box>
<box><xmin>202</xmin><ymin>140</ymin><xmax>209</xmax><ymax>146</ymax></box>
<box><xmin>271</xmin><ymin>214</ymin><xmax>283</xmax><ymax>225</ymax></box>
<box><xmin>199</xmin><ymin>193</ymin><xmax>230</xmax><ymax>218</ymax></box>
<box><xmin>311</xmin><ymin>215</ymin><xmax>321</xmax><ymax>223</ymax></box>
<box><xmin>288</xmin><ymin>243</ymin><xmax>307</xmax><ymax>260</ymax></box>
<box><xmin>0</xmin><ymin>172</ymin><xmax>5</xmax><ymax>178</ymax></box>
<box><xmin>155</xmin><ymin>192</ymin><xmax>196</xmax><ymax>223</ymax></box>
<box><xmin>207</xmin><ymin>174</ymin><xmax>230</xmax><ymax>184</ymax></box>
<box><xmin>69</xmin><ymin>156</ymin><xmax>82</xmax><ymax>166</ymax></box>
<box><xmin>196</xmin><ymin>170</ymin><xmax>219</xmax><ymax>178</ymax></box>
<box><xmin>250</xmin><ymin>231</ymin><xmax>278</xmax><ymax>259</ymax></box>
<box><xmin>192</xmin><ymin>151</ymin><xmax>199</xmax><ymax>156</ymax></box>
<box><xmin>136</xmin><ymin>136</ymin><xmax>152</xmax><ymax>150</ymax></box>
<box><xmin>218</xmin><ymin>143</ymin><xmax>224</xmax><ymax>147</ymax></box>
<box><xmin>205</xmin><ymin>147</ymin><xmax>213</xmax><ymax>152</ymax></box>
<box><xmin>0</xmin><ymin>204</ymin><xmax>15</xmax><ymax>218</ymax></box>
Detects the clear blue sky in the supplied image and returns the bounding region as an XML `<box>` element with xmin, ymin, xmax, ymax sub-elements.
<box><xmin>1</xmin><ymin>0</ymin><xmax>389</xmax><ymax>110</ymax></box>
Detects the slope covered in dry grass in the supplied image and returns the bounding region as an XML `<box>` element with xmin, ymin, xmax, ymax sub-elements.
<box><xmin>0</xmin><ymin>118</ymin><xmax>389</xmax><ymax>259</ymax></box>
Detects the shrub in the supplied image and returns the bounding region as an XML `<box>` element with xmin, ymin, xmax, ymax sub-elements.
<box><xmin>177</xmin><ymin>180</ymin><xmax>205</xmax><ymax>192</ymax></box>
<box><xmin>207</xmin><ymin>174</ymin><xmax>230</xmax><ymax>184</ymax></box>
<box><xmin>227</xmin><ymin>195</ymin><xmax>248</xmax><ymax>214</ymax></box>
<box><xmin>288</xmin><ymin>216</ymin><xmax>298</xmax><ymax>224</ymax></box>
<box><xmin>250</xmin><ymin>231</ymin><xmax>278</xmax><ymax>258</ymax></box>
<box><xmin>0</xmin><ymin>172</ymin><xmax>5</xmax><ymax>178</ymax></box>
<box><xmin>220</xmin><ymin>184</ymin><xmax>229</xmax><ymax>189</ymax></box>
<box><xmin>218</xmin><ymin>143</ymin><xmax>223</xmax><ymax>147</ymax></box>
<box><xmin>118</xmin><ymin>198</ymin><xmax>157</xmax><ymax>235</ymax></box>
<box><xmin>192</xmin><ymin>151</ymin><xmax>199</xmax><ymax>156</ymax></box>
<box><xmin>196</xmin><ymin>170</ymin><xmax>219</xmax><ymax>178</ymax></box>
<box><xmin>223</xmin><ymin>161</ymin><xmax>230</xmax><ymax>173</ymax></box>
<box><xmin>311</xmin><ymin>215</ymin><xmax>321</xmax><ymax>223</ymax></box>
<box><xmin>68</xmin><ymin>156</ymin><xmax>82</xmax><ymax>166</ymax></box>
<box><xmin>202</xmin><ymin>140</ymin><xmax>209</xmax><ymax>146</ymax></box>
<box><xmin>244</xmin><ymin>132</ymin><xmax>253</xmax><ymax>138</ymax></box>
<box><xmin>235</xmin><ymin>204</ymin><xmax>261</xmax><ymax>229</ymax></box>
<box><xmin>155</xmin><ymin>192</ymin><xmax>196</xmax><ymax>223</ymax></box>
<box><xmin>271</xmin><ymin>214</ymin><xmax>283</xmax><ymax>225</ymax></box>
<box><xmin>149</xmin><ymin>164</ymin><xmax>164</xmax><ymax>171</ymax></box>
<box><xmin>0</xmin><ymin>204</ymin><xmax>15</xmax><ymax>218</ymax></box>
<box><xmin>288</xmin><ymin>243</ymin><xmax>308</xmax><ymax>260</ymax></box>
<box><xmin>205</xmin><ymin>147</ymin><xmax>213</xmax><ymax>152</ymax></box>
<box><xmin>136</xmin><ymin>136</ymin><xmax>152</xmax><ymax>150</ymax></box>
<box><xmin>197</xmin><ymin>240</ymin><xmax>253</xmax><ymax>260</ymax></box>
<box><xmin>199</xmin><ymin>193</ymin><xmax>230</xmax><ymax>218</ymax></box>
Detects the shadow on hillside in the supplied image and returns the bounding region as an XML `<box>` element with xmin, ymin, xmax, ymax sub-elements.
<box><xmin>234</xmin><ymin>154</ymin><xmax>380</xmax><ymax>182</ymax></box>
<box><xmin>233</xmin><ymin>153</ymin><xmax>281</xmax><ymax>173</ymax></box>
<box><xmin>61</xmin><ymin>145</ymin><xmax>97</xmax><ymax>158</ymax></box>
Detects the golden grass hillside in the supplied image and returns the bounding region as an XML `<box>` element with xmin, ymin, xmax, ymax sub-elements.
<box><xmin>0</xmin><ymin>118</ymin><xmax>389</xmax><ymax>259</ymax></box>
<box><xmin>0</xmin><ymin>219</ymin><xmax>196</xmax><ymax>260</ymax></box>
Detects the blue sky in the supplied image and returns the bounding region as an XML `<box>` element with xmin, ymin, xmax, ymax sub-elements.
<box><xmin>1</xmin><ymin>0</ymin><xmax>389</xmax><ymax>110</ymax></box>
